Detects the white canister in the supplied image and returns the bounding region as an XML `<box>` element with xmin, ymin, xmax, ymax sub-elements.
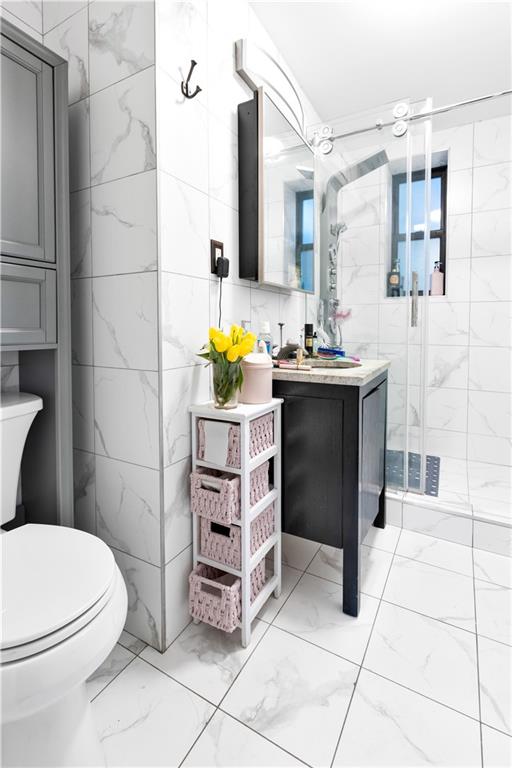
<box><xmin>239</xmin><ymin>350</ymin><xmax>273</xmax><ymax>404</ymax></box>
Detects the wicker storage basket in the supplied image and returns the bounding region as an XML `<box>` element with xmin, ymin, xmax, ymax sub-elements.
<box><xmin>189</xmin><ymin>562</ymin><xmax>266</xmax><ymax>632</ymax></box>
<box><xmin>199</xmin><ymin>502</ymin><xmax>275</xmax><ymax>570</ymax></box>
<box><xmin>197</xmin><ymin>413</ymin><xmax>274</xmax><ymax>469</ymax></box>
<box><xmin>190</xmin><ymin>462</ymin><xmax>269</xmax><ymax>525</ymax></box>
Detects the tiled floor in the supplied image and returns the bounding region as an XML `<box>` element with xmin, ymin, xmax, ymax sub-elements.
<box><xmin>88</xmin><ymin>526</ymin><xmax>512</xmax><ymax>767</ymax></box>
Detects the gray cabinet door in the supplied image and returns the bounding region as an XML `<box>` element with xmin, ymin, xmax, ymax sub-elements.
<box><xmin>0</xmin><ymin>36</ymin><xmax>55</xmax><ymax>263</ymax></box>
<box><xmin>0</xmin><ymin>262</ymin><xmax>56</xmax><ymax>345</ymax></box>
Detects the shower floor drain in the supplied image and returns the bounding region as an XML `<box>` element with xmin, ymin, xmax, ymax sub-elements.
<box><xmin>386</xmin><ymin>450</ymin><xmax>441</xmax><ymax>496</ymax></box>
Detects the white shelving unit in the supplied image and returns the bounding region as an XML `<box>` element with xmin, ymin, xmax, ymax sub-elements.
<box><xmin>190</xmin><ymin>398</ymin><xmax>283</xmax><ymax>647</ymax></box>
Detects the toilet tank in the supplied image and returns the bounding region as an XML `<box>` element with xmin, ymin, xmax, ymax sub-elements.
<box><xmin>0</xmin><ymin>393</ymin><xmax>43</xmax><ymax>525</ymax></box>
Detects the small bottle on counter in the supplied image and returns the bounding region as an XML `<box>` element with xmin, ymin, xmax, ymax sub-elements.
<box><xmin>258</xmin><ymin>321</ymin><xmax>272</xmax><ymax>355</ymax></box>
<box><xmin>304</xmin><ymin>323</ymin><xmax>314</xmax><ymax>357</ymax></box>
<box><xmin>312</xmin><ymin>332</ymin><xmax>319</xmax><ymax>357</ymax></box>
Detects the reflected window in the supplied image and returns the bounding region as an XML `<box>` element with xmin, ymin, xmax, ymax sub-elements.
<box><xmin>296</xmin><ymin>190</ymin><xmax>314</xmax><ymax>292</ymax></box>
<box><xmin>388</xmin><ymin>166</ymin><xmax>447</xmax><ymax>297</ymax></box>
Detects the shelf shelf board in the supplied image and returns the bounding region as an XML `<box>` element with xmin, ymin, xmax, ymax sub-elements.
<box><xmin>248</xmin><ymin>445</ymin><xmax>278</xmax><ymax>472</ymax></box>
<box><xmin>194</xmin><ymin>458</ymin><xmax>241</xmax><ymax>475</ymax></box>
<box><xmin>228</xmin><ymin>488</ymin><xmax>278</xmax><ymax>527</ymax></box>
<box><xmin>190</xmin><ymin>399</ymin><xmax>283</xmax><ymax>423</ymax></box>
<box><xmin>250</xmin><ymin>532</ymin><xmax>279</xmax><ymax>571</ymax></box>
<box><xmin>195</xmin><ymin>554</ymin><xmax>242</xmax><ymax>578</ymax></box>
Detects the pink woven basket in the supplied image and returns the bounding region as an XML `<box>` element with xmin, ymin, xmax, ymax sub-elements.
<box><xmin>190</xmin><ymin>463</ymin><xmax>269</xmax><ymax>525</ymax></box>
<box><xmin>188</xmin><ymin>562</ymin><xmax>266</xmax><ymax>632</ymax></box>
<box><xmin>199</xmin><ymin>502</ymin><xmax>275</xmax><ymax>570</ymax></box>
<box><xmin>197</xmin><ymin>413</ymin><xmax>274</xmax><ymax>469</ymax></box>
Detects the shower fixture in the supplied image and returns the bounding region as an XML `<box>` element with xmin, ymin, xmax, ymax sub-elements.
<box><xmin>319</xmin><ymin>149</ymin><xmax>390</xmax><ymax>346</ymax></box>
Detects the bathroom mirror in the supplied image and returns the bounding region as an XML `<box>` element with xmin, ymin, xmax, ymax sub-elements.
<box><xmin>238</xmin><ymin>88</ymin><xmax>315</xmax><ymax>293</ymax></box>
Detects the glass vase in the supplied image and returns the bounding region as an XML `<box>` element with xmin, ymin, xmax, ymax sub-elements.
<box><xmin>212</xmin><ymin>361</ymin><xmax>240</xmax><ymax>409</ymax></box>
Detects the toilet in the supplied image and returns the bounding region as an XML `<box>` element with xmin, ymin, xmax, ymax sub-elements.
<box><xmin>1</xmin><ymin>392</ymin><xmax>128</xmax><ymax>767</ymax></box>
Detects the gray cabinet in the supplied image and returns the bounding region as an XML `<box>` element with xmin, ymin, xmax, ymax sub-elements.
<box><xmin>0</xmin><ymin>262</ymin><xmax>56</xmax><ymax>345</ymax></box>
<box><xmin>1</xmin><ymin>36</ymin><xmax>55</xmax><ymax>263</ymax></box>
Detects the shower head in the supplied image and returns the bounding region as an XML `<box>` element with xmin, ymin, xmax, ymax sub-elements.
<box><xmin>321</xmin><ymin>149</ymin><xmax>389</xmax><ymax>212</ymax></box>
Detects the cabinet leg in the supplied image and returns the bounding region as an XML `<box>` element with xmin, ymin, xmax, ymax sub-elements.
<box><xmin>373</xmin><ymin>488</ymin><xmax>386</xmax><ymax>529</ymax></box>
<box><xmin>193</xmin><ymin>618</ymin><xmax>201</xmax><ymax>625</ymax></box>
<box><xmin>342</xmin><ymin>541</ymin><xmax>360</xmax><ymax>617</ymax></box>
<box><xmin>273</xmin><ymin>585</ymin><xmax>282</xmax><ymax>598</ymax></box>
<box><xmin>241</xmin><ymin>623</ymin><xmax>250</xmax><ymax>648</ymax></box>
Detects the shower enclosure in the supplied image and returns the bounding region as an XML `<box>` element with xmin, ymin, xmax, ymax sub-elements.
<box><xmin>313</xmin><ymin>92</ymin><xmax>511</xmax><ymax>533</ymax></box>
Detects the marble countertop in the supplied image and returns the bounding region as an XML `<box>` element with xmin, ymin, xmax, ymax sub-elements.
<box><xmin>272</xmin><ymin>358</ymin><xmax>390</xmax><ymax>387</ymax></box>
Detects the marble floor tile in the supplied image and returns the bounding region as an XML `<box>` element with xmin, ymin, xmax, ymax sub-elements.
<box><xmin>362</xmin><ymin>523</ymin><xmax>401</xmax><ymax>553</ymax></box>
<box><xmin>396</xmin><ymin>528</ymin><xmax>474</xmax><ymax>576</ymax></box>
<box><xmin>333</xmin><ymin>669</ymin><xmax>481</xmax><ymax>767</ymax></box>
<box><xmin>383</xmin><ymin>556</ymin><xmax>475</xmax><ymax>632</ymax></box>
<box><xmin>222</xmin><ymin>626</ymin><xmax>359</xmax><ymax>768</ymax></box>
<box><xmin>479</xmin><ymin>635</ymin><xmax>512</xmax><ymax>735</ymax></box>
<box><xmin>118</xmin><ymin>630</ymin><xmax>147</xmax><ymax>656</ymax></box>
<box><xmin>473</xmin><ymin>548</ymin><xmax>512</xmax><ymax>588</ymax></box>
<box><xmin>281</xmin><ymin>533</ymin><xmax>320</xmax><ymax>571</ymax></box>
<box><xmin>141</xmin><ymin>619</ymin><xmax>269</xmax><ymax>706</ymax></box>
<box><xmin>92</xmin><ymin>657</ymin><xmax>214</xmax><ymax>767</ymax></box>
<box><xmin>482</xmin><ymin>725</ymin><xmax>512</xmax><ymax>767</ymax></box>
<box><xmin>307</xmin><ymin>544</ymin><xmax>393</xmax><ymax>599</ymax></box>
<box><xmin>86</xmin><ymin>644</ymin><xmax>135</xmax><ymax>701</ymax></box>
<box><xmin>364</xmin><ymin>602</ymin><xmax>479</xmax><ymax>719</ymax></box>
<box><xmin>475</xmin><ymin>580</ymin><xmax>512</xmax><ymax>645</ymax></box>
<box><xmin>257</xmin><ymin>565</ymin><xmax>302</xmax><ymax>623</ymax></box>
<box><xmin>183</xmin><ymin>710</ymin><xmax>302</xmax><ymax>767</ymax></box>
<box><xmin>274</xmin><ymin>572</ymin><xmax>379</xmax><ymax>664</ymax></box>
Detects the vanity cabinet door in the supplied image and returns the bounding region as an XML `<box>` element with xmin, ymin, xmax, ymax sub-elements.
<box><xmin>280</xmin><ymin>394</ymin><xmax>344</xmax><ymax>547</ymax></box>
<box><xmin>0</xmin><ymin>262</ymin><xmax>57</xmax><ymax>345</ymax></box>
<box><xmin>0</xmin><ymin>36</ymin><xmax>55</xmax><ymax>263</ymax></box>
<box><xmin>360</xmin><ymin>381</ymin><xmax>386</xmax><ymax>543</ymax></box>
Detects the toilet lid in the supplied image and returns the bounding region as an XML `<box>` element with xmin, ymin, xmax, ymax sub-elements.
<box><xmin>1</xmin><ymin>524</ymin><xmax>116</xmax><ymax>650</ymax></box>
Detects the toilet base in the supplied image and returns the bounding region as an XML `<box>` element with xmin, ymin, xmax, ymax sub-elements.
<box><xmin>2</xmin><ymin>683</ymin><xmax>104</xmax><ymax>767</ymax></box>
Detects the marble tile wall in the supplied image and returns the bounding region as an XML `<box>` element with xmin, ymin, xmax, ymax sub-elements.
<box><xmin>42</xmin><ymin>0</ymin><xmax>162</xmax><ymax>649</ymax></box>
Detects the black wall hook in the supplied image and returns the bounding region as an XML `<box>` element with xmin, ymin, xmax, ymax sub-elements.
<box><xmin>181</xmin><ymin>59</ymin><xmax>202</xmax><ymax>99</ymax></box>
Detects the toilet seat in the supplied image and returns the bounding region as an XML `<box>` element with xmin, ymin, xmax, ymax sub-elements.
<box><xmin>1</xmin><ymin>524</ymin><xmax>116</xmax><ymax>663</ymax></box>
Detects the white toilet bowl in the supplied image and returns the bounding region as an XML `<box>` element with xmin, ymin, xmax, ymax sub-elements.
<box><xmin>1</xmin><ymin>524</ymin><xmax>127</xmax><ymax>767</ymax></box>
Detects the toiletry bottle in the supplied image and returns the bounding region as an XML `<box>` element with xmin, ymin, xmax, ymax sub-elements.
<box><xmin>259</xmin><ymin>321</ymin><xmax>272</xmax><ymax>355</ymax></box>
<box><xmin>312</xmin><ymin>332</ymin><xmax>319</xmax><ymax>357</ymax></box>
<box><xmin>304</xmin><ymin>324</ymin><xmax>314</xmax><ymax>357</ymax></box>
<box><xmin>430</xmin><ymin>261</ymin><xmax>444</xmax><ymax>296</ymax></box>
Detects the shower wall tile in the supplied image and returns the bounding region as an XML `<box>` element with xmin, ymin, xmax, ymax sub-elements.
<box><xmin>91</xmin><ymin>171</ymin><xmax>157</xmax><ymax>276</ymax></box>
<box><xmin>474</xmin><ymin>520</ymin><xmax>512</xmax><ymax>557</ymax></box>
<box><xmin>88</xmin><ymin>1</ymin><xmax>155</xmax><ymax>94</ymax></box>
<box><xmin>92</xmin><ymin>272</ymin><xmax>159</xmax><ymax>370</ymax></box>
<box><xmin>161</xmin><ymin>272</ymin><xmax>210</xmax><ymax>370</ymax></box>
<box><xmin>467</xmin><ymin>434</ymin><xmax>512</xmax><ymax>466</ymax></box>
<box><xmin>341</xmin><ymin>184</ymin><xmax>383</xmax><ymax>227</ymax></box>
<box><xmin>165</xmin><ymin>546</ymin><xmax>193</xmax><ymax>647</ymax></box>
<box><xmin>158</xmin><ymin>172</ymin><xmax>210</xmax><ymax>279</ymax></box>
<box><xmin>70</xmin><ymin>189</ymin><xmax>92</xmax><ymax>278</ymax></box>
<box><xmin>96</xmin><ymin>455</ymin><xmax>161</xmax><ymax>566</ymax></box>
<box><xmin>470</xmin><ymin>301</ymin><xmax>511</xmax><ymax>347</ymax></box>
<box><xmin>468</xmin><ymin>390</ymin><xmax>512</xmax><ymax>439</ymax></box>
<box><xmin>341</xmin><ymin>265</ymin><xmax>380</xmax><ymax>305</ymax></box>
<box><xmin>427</xmin><ymin>345</ymin><xmax>469</xmax><ymax>389</ymax></box>
<box><xmin>157</xmin><ymin>67</ymin><xmax>209</xmax><ymax>193</ymax></box>
<box><xmin>42</xmin><ymin>0</ymin><xmax>86</xmax><ymax>34</ymax></box>
<box><xmin>162</xmin><ymin>365</ymin><xmax>209</xmax><ymax>467</ymax></box>
<box><xmin>71</xmin><ymin>277</ymin><xmax>93</xmax><ymax>365</ymax></box>
<box><xmin>426</xmin><ymin>387</ymin><xmax>468</xmax><ymax>433</ymax></box>
<box><xmin>471</xmin><ymin>208</ymin><xmax>512</xmax><ymax>256</ymax></box>
<box><xmin>428</xmin><ymin>301</ymin><xmax>469</xmax><ymax>346</ymax></box>
<box><xmin>44</xmin><ymin>5</ymin><xmax>88</xmax><ymax>104</ymax></box>
<box><xmin>94</xmin><ymin>367</ymin><xmax>159</xmax><ymax>469</ymax></box>
<box><xmin>340</xmin><ymin>225</ymin><xmax>381</xmax><ymax>267</ymax></box>
<box><xmin>472</xmin><ymin>161</ymin><xmax>512</xmax><ymax>212</ymax></box>
<box><xmin>432</xmin><ymin>123</ymin><xmax>474</xmax><ymax>171</ymax></box>
<box><xmin>164</xmin><ymin>457</ymin><xmax>192</xmax><ymax>564</ymax></box>
<box><xmin>90</xmin><ymin>65</ymin><xmax>156</xmax><ymax>187</ymax></box>
<box><xmin>378</xmin><ymin>303</ymin><xmax>407</xmax><ymax>345</ymax></box>
<box><xmin>73</xmin><ymin>448</ymin><xmax>96</xmax><ymax>535</ymax></box>
<box><xmin>445</xmin><ymin>258</ymin><xmax>471</xmax><ymax>302</ymax></box>
<box><xmin>68</xmin><ymin>97</ymin><xmax>90</xmax><ymax>192</ymax></box>
<box><xmin>113</xmin><ymin>548</ymin><xmax>163</xmax><ymax>650</ymax></box>
<box><xmin>469</xmin><ymin>347</ymin><xmax>512</xmax><ymax>392</ymax></box>
<box><xmin>2</xmin><ymin>0</ymin><xmax>42</xmax><ymax>31</ymax></box>
<box><xmin>424</xmin><ymin>428</ymin><xmax>467</xmax><ymax>461</ymax></box>
<box><xmin>473</xmin><ymin>115</ymin><xmax>512</xmax><ymax>167</ymax></box>
<box><xmin>447</xmin><ymin>214</ymin><xmax>472</xmax><ymax>259</ymax></box>
<box><xmin>470</xmin><ymin>255</ymin><xmax>511</xmax><ymax>302</ymax></box>
<box><xmin>72</xmin><ymin>363</ymin><xmax>94</xmax><ymax>452</ymax></box>
<box><xmin>447</xmin><ymin>169</ymin><xmax>473</xmax><ymax>215</ymax></box>
<box><xmin>468</xmin><ymin>461</ymin><xmax>511</xmax><ymax>504</ymax></box>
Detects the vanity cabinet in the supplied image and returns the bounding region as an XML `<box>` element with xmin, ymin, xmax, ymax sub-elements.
<box><xmin>0</xmin><ymin>263</ymin><xmax>57</xmax><ymax>345</ymax></box>
<box><xmin>273</xmin><ymin>369</ymin><xmax>388</xmax><ymax>617</ymax></box>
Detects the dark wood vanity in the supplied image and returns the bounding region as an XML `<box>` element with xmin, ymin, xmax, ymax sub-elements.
<box><xmin>272</xmin><ymin>360</ymin><xmax>389</xmax><ymax>617</ymax></box>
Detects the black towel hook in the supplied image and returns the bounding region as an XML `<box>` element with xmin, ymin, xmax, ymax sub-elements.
<box><xmin>181</xmin><ymin>59</ymin><xmax>202</xmax><ymax>99</ymax></box>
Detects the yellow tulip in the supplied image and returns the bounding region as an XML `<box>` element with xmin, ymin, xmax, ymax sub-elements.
<box><xmin>239</xmin><ymin>339</ymin><xmax>254</xmax><ymax>357</ymax></box>
<box><xmin>209</xmin><ymin>327</ymin><xmax>220</xmax><ymax>341</ymax></box>
<box><xmin>226</xmin><ymin>344</ymin><xmax>241</xmax><ymax>362</ymax></box>
<box><xmin>213</xmin><ymin>333</ymin><xmax>230</xmax><ymax>353</ymax></box>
